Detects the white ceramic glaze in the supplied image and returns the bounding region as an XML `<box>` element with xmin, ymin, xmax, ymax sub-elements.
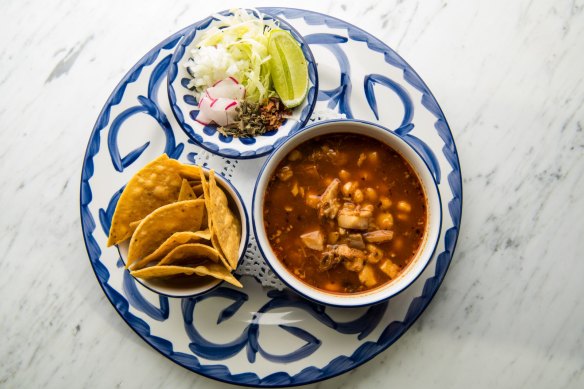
<box><xmin>79</xmin><ymin>7</ymin><xmax>462</xmax><ymax>386</ymax></box>
<box><xmin>253</xmin><ymin>120</ymin><xmax>442</xmax><ymax>307</ymax></box>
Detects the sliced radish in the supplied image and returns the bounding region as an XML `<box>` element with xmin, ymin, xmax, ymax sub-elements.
<box><xmin>196</xmin><ymin>78</ymin><xmax>244</xmax><ymax>127</ymax></box>
<box><xmin>206</xmin><ymin>98</ymin><xmax>239</xmax><ymax>126</ymax></box>
<box><xmin>198</xmin><ymin>96</ymin><xmax>239</xmax><ymax>126</ymax></box>
<box><xmin>195</xmin><ymin>94</ymin><xmax>213</xmax><ymax>125</ymax></box>
<box><xmin>206</xmin><ymin>77</ymin><xmax>245</xmax><ymax>100</ymax></box>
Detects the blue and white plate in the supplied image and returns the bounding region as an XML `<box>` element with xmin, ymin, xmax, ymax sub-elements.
<box><xmin>81</xmin><ymin>7</ymin><xmax>462</xmax><ymax>387</ymax></box>
<box><xmin>168</xmin><ymin>9</ymin><xmax>318</xmax><ymax>159</ymax></box>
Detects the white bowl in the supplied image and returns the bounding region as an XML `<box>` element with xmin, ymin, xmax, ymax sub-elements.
<box><xmin>119</xmin><ymin>169</ymin><xmax>249</xmax><ymax>298</ymax></box>
<box><xmin>252</xmin><ymin>119</ymin><xmax>442</xmax><ymax>307</ymax></box>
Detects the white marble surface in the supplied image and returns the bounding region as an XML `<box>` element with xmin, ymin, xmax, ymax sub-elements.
<box><xmin>1</xmin><ymin>0</ymin><xmax>583</xmax><ymax>387</ymax></box>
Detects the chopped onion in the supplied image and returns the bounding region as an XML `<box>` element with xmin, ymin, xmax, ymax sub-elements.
<box><xmin>184</xmin><ymin>9</ymin><xmax>278</xmax><ymax>104</ymax></box>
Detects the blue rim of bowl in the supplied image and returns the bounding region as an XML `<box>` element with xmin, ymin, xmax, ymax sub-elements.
<box><xmin>167</xmin><ymin>9</ymin><xmax>319</xmax><ymax>159</ymax></box>
<box><xmin>118</xmin><ymin>168</ymin><xmax>250</xmax><ymax>299</ymax></box>
<box><xmin>80</xmin><ymin>7</ymin><xmax>463</xmax><ymax>387</ymax></box>
<box><xmin>251</xmin><ymin>118</ymin><xmax>443</xmax><ymax>308</ymax></box>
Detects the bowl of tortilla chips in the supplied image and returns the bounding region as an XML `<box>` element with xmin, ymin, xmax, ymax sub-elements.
<box><xmin>107</xmin><ymin>154</ymin><xmax>248</xmax><ymax>298</ymax></box>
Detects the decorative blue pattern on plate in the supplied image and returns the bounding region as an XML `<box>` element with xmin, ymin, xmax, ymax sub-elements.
<box><xmin>80</xmin><ymin>7</ymin><xmax>462</xmax><ymax>387</ymax></box>
<box><xmin>167</xmin><ymin>9</ymin><xmax>318</xmax><ymax>159</ymax></box>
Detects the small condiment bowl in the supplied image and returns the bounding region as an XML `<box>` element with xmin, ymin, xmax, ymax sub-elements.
<box><xmin>168</xmin><ymin>8</ymin><xmax>318</xmax><ymax>159</ymax></box>
<box><xmin>119</xmin><ymin>169</ymin><xmax>249</xmax><ymax>298</ymax></box>
<box><xmin>252</xmin><ymin>119</ymin><xmax>442</xmax><ymax>307</ymax></box>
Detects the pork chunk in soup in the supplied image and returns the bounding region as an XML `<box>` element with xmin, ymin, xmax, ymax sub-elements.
<box><xmin>263</xmin><ymin>134</ymin><xmax>427</xmax><ymax>293</ymax></box>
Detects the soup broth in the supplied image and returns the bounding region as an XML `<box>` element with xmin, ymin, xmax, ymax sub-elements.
<box><xmin>263</xmin><ymin>133</ymin><xmax>428</xmax><ymax>294</ymax></box>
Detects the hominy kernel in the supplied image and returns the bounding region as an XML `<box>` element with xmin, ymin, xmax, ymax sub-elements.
<box><xmin>342</xmin><ymin>181</ymin><xmax>357</xmax><ymax>196</ymax></box>
<box><xmin>379</xmin><ymin>196</ymin><xmax>392</xmax><ymax>210</ymax></box>
<box><xmin>397</xmin><ymin>201</ymin><xmax>411</xmax><ymax>212</ymax></box>
<box><xmin>367</xmin><ymin>151</ymin><xmax>379</xmax><ymax>164</ymax></box>
<box><xmin>376</xmin><ymin>212</ymin><xmax>394</xmax><ymax>229</ymax></box>
<box><xmin>288</xmin><ymin>149</ymin><xmax>302</xmax><ymax>161</ymax></box>
<box><xmin>339</xmin><ymin>169</ymin><xmax>351</xmax><ymax>181</ymax></box>
<box><xmin>365</xmin><ymin>187</ymin><xmax>378</xmax><ymax>202</ymax></box>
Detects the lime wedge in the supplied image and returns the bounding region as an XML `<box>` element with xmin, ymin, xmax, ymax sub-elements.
<box><xmin>267</xmin><ymin>29</ymin><xmax>309</xmax><ymax>108</ymax></box>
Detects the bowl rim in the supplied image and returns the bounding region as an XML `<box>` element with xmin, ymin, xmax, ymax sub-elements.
<box><xmin>122</xmin><ymin>167</ymin><xmax>250</xmax><ymax>299</ymax></box>
<box><xmin>167</xmin><ymin>8</ymin><xmax>319</xmax><ymax>159</ymax></box>
<box><xmin>252</xmin><ymin>118</ymin><xmax>443</xmax><ymax>307</ymax></box>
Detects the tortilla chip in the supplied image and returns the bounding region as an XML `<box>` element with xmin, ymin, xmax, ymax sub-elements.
<box><xmin>193</xmin><ymin>228</ymin><xmax>211</xmax><ymax>241</ymax></box>
<box><xmin>191</xmin><ymin>184</ymin><xmax>203</xmax><ymax>196</ymax></box>
<box><xmin>178</xmin><ymin>179</ymin><xmax>198</xmax><ymax>201</ymax></box>
<box><xmin>209</xmin><ymin>171</ymin><xmax>241</xmax><ymax>269</ymax></box>
<box><xmin>201</xmin><ymin>172</ymin><xmax>230</xmax><ymax>269</ymax></box>
<box><xmin>177</xmin><ymin>164</ymin><xmax>203</xmax><ymax>181</ymax></box>
<box><xmin>107</xmin><ymin>154</ymin><xmax>184</xmax><ymax>246</ymax></box>
<box><xmin>157</xmin><ymin>243</ymin><xmax>222</xmax><ymax>266</ymax></box>
<box><xmin>130</xmin><ymin>231</ymin><xmax>211</xmax><ymax>270</ymax></box>
<box><xmin>126</xmin><ymin>199</ymin><xmax>205</xmax><ymax>267</ymax></box>
<box><xmin>128</xmin><ymin>220</ymin><xmax>141</xmax><ymax>235</ymax></box>
<box><xmin>199</xmin><ymin>170</ymin><xmax>220</xmax><ymax>244</ymax></box>
<box><xmin>131</xmin><ymin>264</ymin><xmax>242</xmax><ymax>288</ymax></box>
<box><xmin>199</xmin><ymin>170</ymin><xmax>212</xmax><ymax>222</ymax></box>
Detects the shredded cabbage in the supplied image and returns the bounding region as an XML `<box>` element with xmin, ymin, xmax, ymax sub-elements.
<box><xmin>184</xmin><ymin>9</ymin><xmax>279</xmax><ymax>104</ymax></box>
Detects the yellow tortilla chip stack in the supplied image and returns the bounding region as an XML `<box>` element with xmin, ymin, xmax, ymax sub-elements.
<box><xmin>131</xmin><ymin>263</ymin><xmax>242</xmax><ymax>288</ymax></box>
<box><xmin>126</xmin><ymin>199</ymin><xmax>205</xmax><ymax>267</ymax></box>
<box><xmin>130</xmin><ymin>231</ymin><xmax>210</xmax><ymax>270</ymax></box>
<box><xmin>107</xmin><ymin>154</ymin><xmax>202</xmax><ymax>246</ymax></box>
<box><xmin>106</xmin><ymin>154</ymin><xmax>243</xmax><ymax>289</ymax></box>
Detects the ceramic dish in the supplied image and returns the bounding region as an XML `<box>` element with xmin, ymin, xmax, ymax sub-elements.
<box><xmin>168</xmin><ymin>9</ymin><xmax>318</xmax><ymax>159</ymax></box>
<box><xmin>81</xmin><ymin>7</ymin><xmax>462</xmax><ymax>387</ymax></box>
<box><xmin>252</xmin><ymin>119</ymin><xmax>442</xmax><ymax>307</ymax></box>
<box><xmin>118</xmin><ymin>168</ymin><xmax>249</xmax><ymax>298</ymax></box>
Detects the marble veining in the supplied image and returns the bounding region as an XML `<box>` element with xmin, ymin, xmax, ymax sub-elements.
<box><xmin>0</xmin><ymin>0</ymin><xmax>583</xmax><ymax>388</ymax></box>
